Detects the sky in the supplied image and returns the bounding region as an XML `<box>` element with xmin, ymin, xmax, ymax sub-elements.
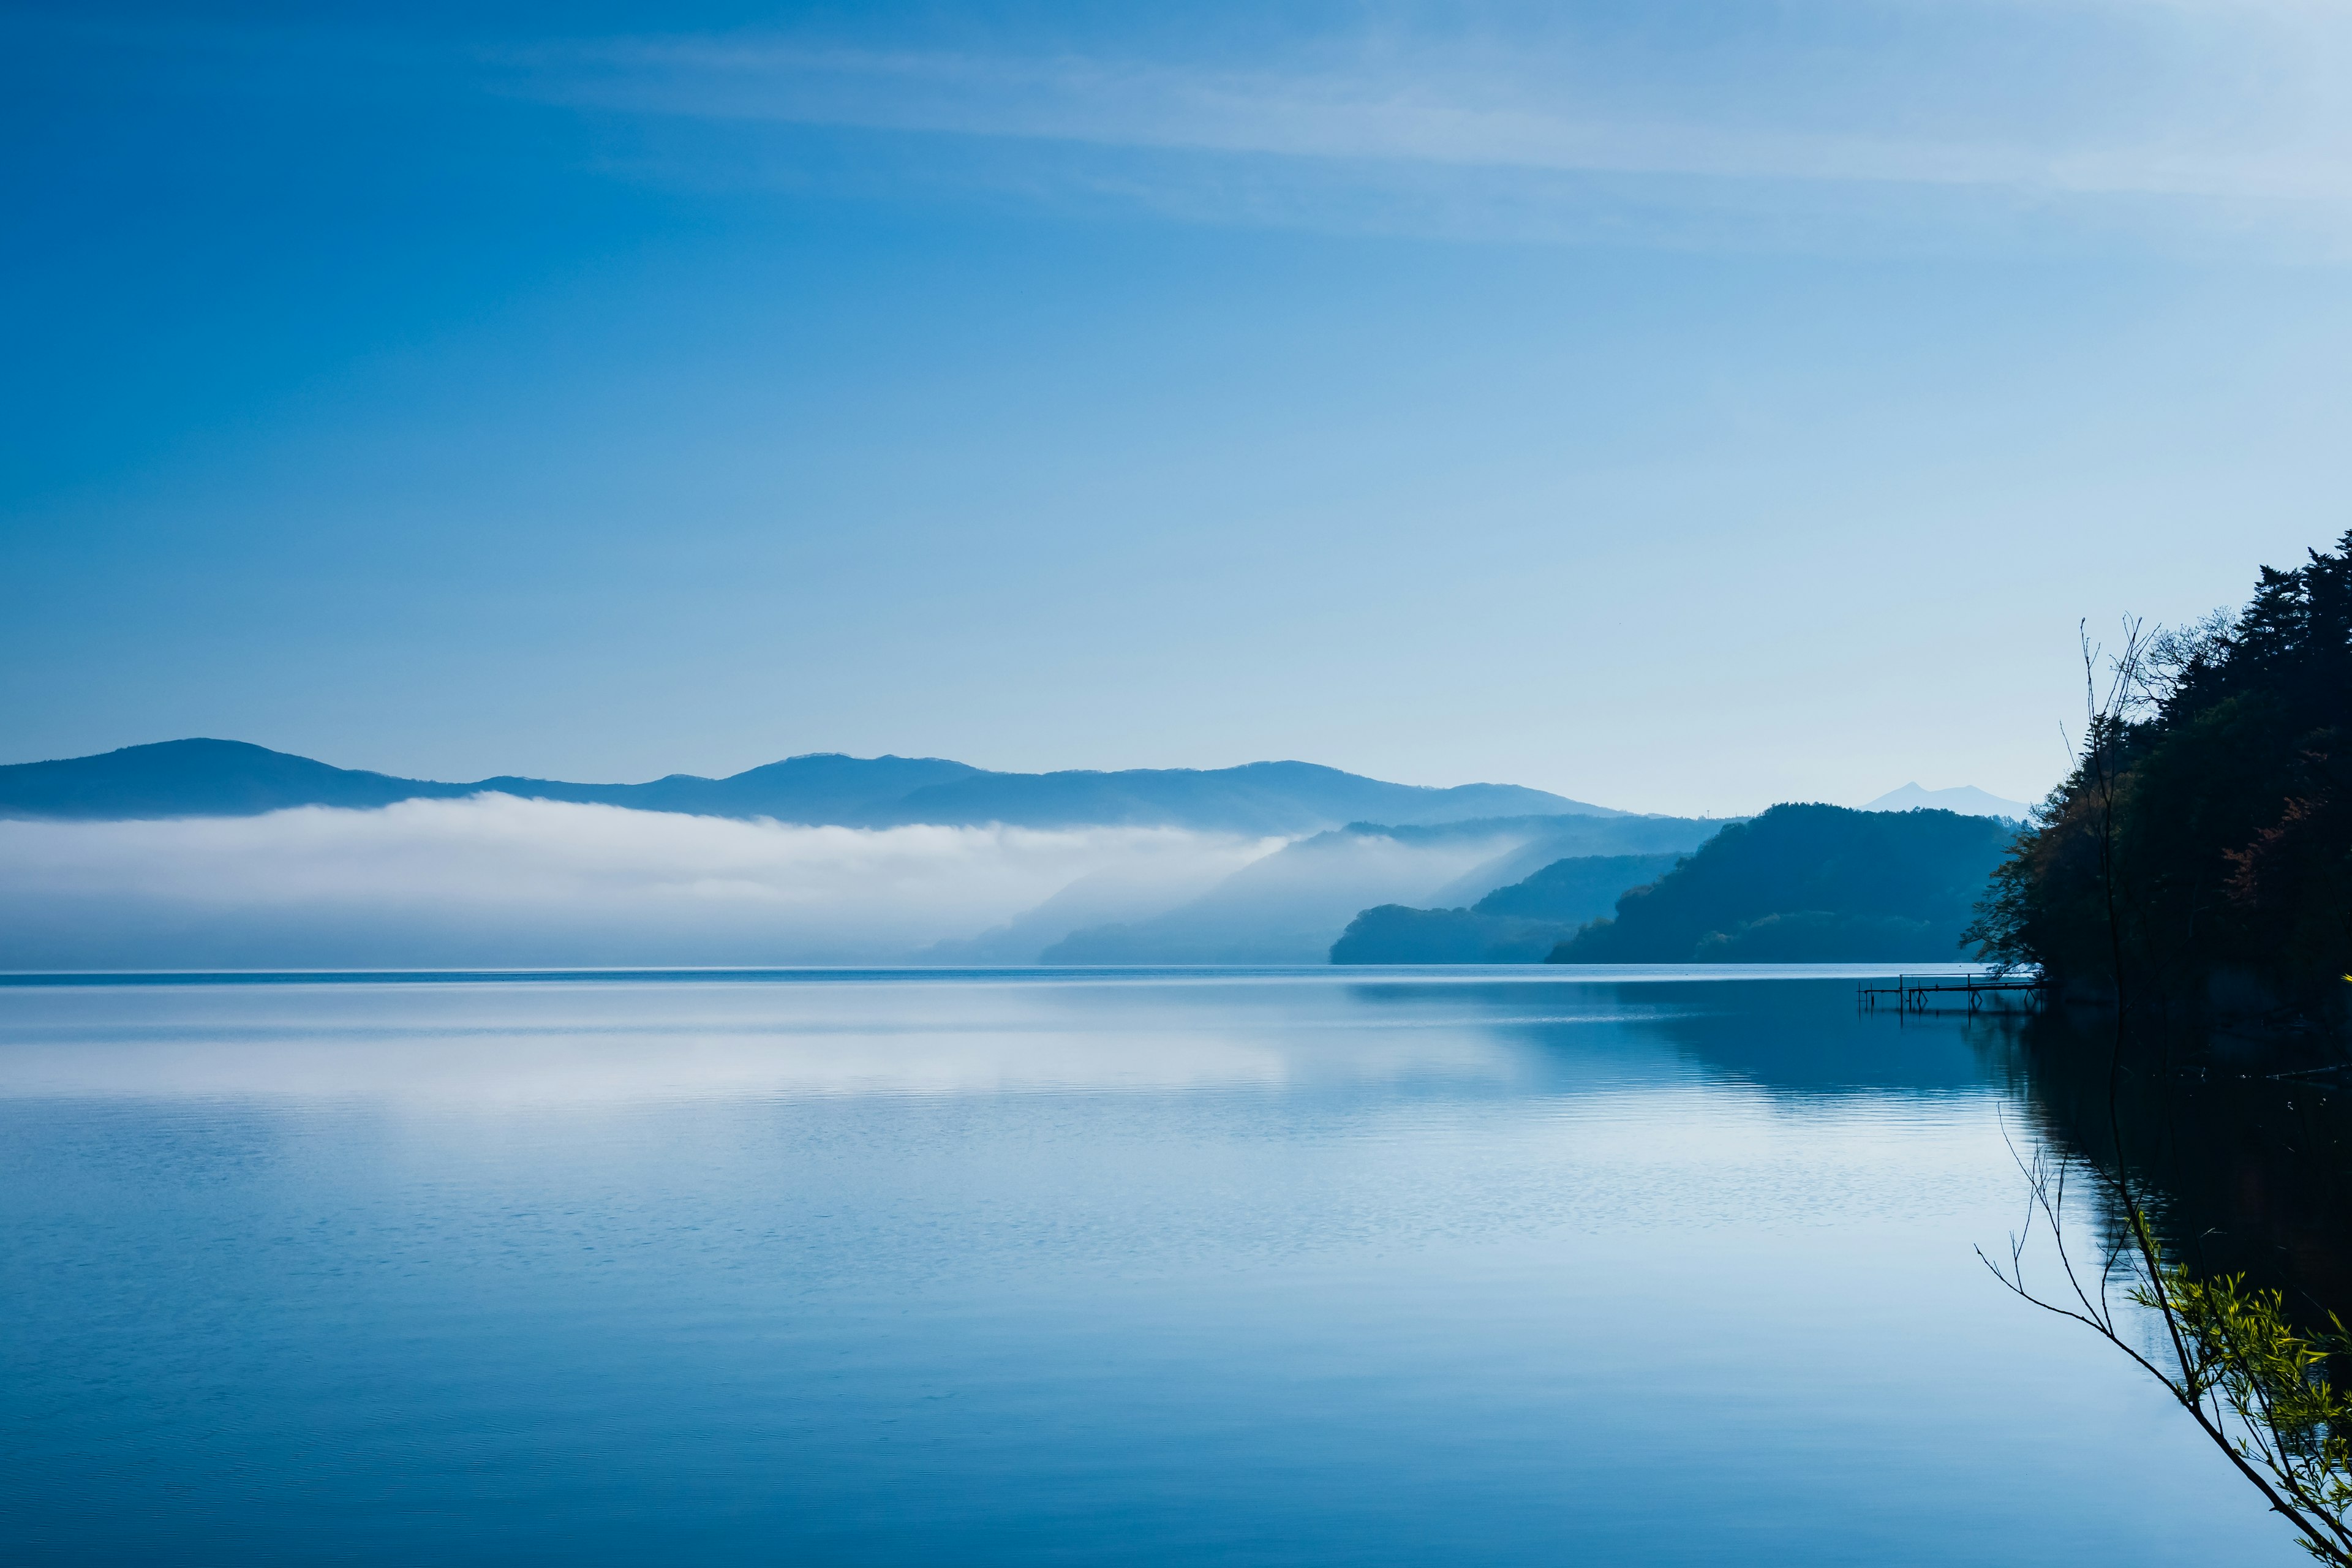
<box><xmin>6</xmin><ymin>0</ymin><xmax>2351</xmax><ymax>817</ymax></box>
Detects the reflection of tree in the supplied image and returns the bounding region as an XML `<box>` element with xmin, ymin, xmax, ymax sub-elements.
<box><xmin>1986</xmin><ymin>1041</ymin><xmax>2352</xmax><ymax>1561</ymax></box>
<box><xmin>1994</xmin><ymin>1008</ymin><xmax>2352</xmax><ymax>1323</ymax></box>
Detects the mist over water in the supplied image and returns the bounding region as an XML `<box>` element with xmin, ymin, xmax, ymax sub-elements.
<box><xmin>0</xmin><ymin>796</ymin><xmax>1641</xmax><ymax>970</ymax></box>
<box><xmin>0</xmin><ymin>796</ymin><xmax>1284</xmax><ymax>968</ymax></box>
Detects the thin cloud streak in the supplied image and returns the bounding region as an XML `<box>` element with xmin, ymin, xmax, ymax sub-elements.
<box><xmin>512</xmin><ymin>17</ymin><xmax>2352</xmax><ymax>214</ymax></box>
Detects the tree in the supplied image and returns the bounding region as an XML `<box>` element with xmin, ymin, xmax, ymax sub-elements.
<box><xmin>1985</xmin><ymin>624</ymin><xmax>2352</xmax><ymax>1562</ymax></box>
<box><xmin>1967</xmin><ymin>532</ymin><xmax>2352</xmax><ymax>1028</ymax></box>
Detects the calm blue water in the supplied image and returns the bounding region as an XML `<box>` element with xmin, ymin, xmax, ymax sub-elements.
<box><xmin>0</xmin><ymin>968</ymin><xmax>2293</xmax><ymax>1564</ymax></box>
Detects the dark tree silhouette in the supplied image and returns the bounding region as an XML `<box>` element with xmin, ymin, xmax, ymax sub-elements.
<box><xmin>1986</xmin><ymin>621</ymin><xmax>2352</xmax><ymax>1564</ymax></box>
<box><xmin>1968</xmin><ymin>532</ymin><xmax>2352</xmax><ymax>1030</ymax></box>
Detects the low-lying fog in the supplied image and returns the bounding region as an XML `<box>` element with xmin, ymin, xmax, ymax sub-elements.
<box><xmin>0</xmin><ymin>794</ymin><xmax>1286</xmax><ymax>969</ymax></box>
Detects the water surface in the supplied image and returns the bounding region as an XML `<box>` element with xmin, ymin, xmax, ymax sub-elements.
<box><xmin>0</xmin><ymin>968</ymin><xmax>2294</xmax><ymax>1564</ymax></box>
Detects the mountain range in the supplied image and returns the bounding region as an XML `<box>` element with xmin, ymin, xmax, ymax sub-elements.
<box><xmin>0</xmin><ymin>741</ymin><xmax>2031</xmax><ymax>969</ymax></box>
<box><xmin>0</xmin><ymin>739</ymin><xmax>1618</xmax><ymax>836</ymax></box>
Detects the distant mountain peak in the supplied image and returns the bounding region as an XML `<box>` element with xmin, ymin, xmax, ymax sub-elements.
<box><xmin>1861</xmin><ymin>782</ymin><xmax>2032</xmax><ymax>820</ymax></box>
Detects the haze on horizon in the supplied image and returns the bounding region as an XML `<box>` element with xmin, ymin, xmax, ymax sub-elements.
<box><xmin>9</xmin><ymin>1</ymin><xmax>2351</xmax><ymax>818</ymax></box>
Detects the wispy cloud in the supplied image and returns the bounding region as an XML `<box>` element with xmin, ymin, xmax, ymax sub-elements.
<box><xmin>534</xmin><ymin>43</ymin><xmax>2315</xmax><ymax>200</ymax></box>
<box><xmin>498</xmin><ymin>6</ymin><xmax>2352</xmax><ymax>247</ymax></box>
<box><xmin>0</xmin><ymin>795</ymin><xmax>1281</xmax><ymax>968</ymax></box>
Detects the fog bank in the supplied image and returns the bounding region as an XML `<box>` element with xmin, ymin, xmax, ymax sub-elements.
<box><xmin>0</xmin><ymin>795</ymin><xmax>1281</xmax><ymax>969</ymax></box>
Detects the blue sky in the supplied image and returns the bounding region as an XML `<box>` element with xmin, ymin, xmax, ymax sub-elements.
<box><xmin>6</xmin><ymin>1</ymin><xmax>2350</xmax><ymax>815</ymax></box>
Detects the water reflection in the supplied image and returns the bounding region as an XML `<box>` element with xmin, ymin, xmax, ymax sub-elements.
<box><xmin>1990</xmin><ymin>1005</ymin><xmax>2352</xmax><ymax>1324</ymax></box>
<box><xmin>0</xmin><ymin>967</ymin><xmax>1996</xmax><ymax>1105</ymax></box>
<box><xmin>0</xmin><ymin>970</ymin><xmax>2305</xmax><ymax>1566</ymax></box>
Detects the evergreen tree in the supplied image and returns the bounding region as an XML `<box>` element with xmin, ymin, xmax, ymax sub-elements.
<box><xmin>1969</xmin><ymin>532</ymin><xmax>2352</xmax><ymax>1021</ymax></box>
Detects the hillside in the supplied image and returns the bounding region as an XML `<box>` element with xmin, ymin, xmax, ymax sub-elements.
<box><xmin>0</xmin><ymin>739</ymin><xmax>482</xmax><ymax>819</ymax></box>
<box><xmin>1331</xmin><ymin>853</ymin><xmax>1685</xmax><ymax>964</ymax></box>
<box><xmin>0</xmin><ymin>739</ymin><xmax>1617</xmax><ymax>836</ymax></box>
<box><xmin>1046</xmin><ymin>818</ymin><xmax>1715</xmax><ymax>965</ymax></box>
<box><xmin>1549</xmin><ymin>804</ymin><xmax>2015</xmax><ymax>963</ymax></box>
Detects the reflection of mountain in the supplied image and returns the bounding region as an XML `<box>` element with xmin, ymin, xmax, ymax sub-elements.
<box><xmin>1044</xmin><ymin>816</ymin><xmax>1719</xmax><ymax>965</ymax></box>
<box><xmin>1551</xmin><ymin>804</ymin><xmax>2015</xmax><ymax>963</ymax></box>
<box><xmin>1</xmin><ymin>739</ymin><xmax>1615</xmax><ymax>836</ymax></box>
<box><xmin>1625</xmin><ymin>978</ymin><xmax>1996</xmax><ymax>1093</ymax></box>
<box><xmin>1332</xmin><ymin>853</ymin><xmax>1684</xmax><ymax>963</ymax></box>
<box><xmin>1335</xmin><ymin>973</ymin><xmax>2000</xmax><ymax>1095</ymax></box>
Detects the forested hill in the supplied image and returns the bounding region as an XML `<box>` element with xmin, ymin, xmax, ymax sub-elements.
<box><xmin>1550</xmin><ymin>804</ymin><xmax>2015</xmax><ymax>963</ymax></box>
<box><xmin>1331</xmin><ymin>853</ymin><xmax>1684</xmax><ymax>963</ymax></box>
<box><xmin>0</xmin><ymin>739</ymin><xmax>1616</xmax><ymax>836</ymax></box>
<box><xmin>1970</xmin><ymin>531</ymin><xmax>2352</xmax><ymax>1021</ymax></box>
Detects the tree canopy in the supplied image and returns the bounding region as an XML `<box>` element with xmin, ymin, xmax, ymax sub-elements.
<box><xmin>1969</xmin><ymin>531</ymin><xmax>2352</xmax><ymax>1020</ymax></box>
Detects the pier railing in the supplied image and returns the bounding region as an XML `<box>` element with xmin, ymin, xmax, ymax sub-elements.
<box><xmin>1857</xmin><ymin>971</ymin><xmax>2046</xmax><ymax>1014</ymax></box>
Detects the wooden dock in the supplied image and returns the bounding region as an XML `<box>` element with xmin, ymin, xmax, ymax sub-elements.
<box><xmin>1857</xmin><ymin>972</ymin><xmax>2046</xmax><ymax>1013</ymax></box>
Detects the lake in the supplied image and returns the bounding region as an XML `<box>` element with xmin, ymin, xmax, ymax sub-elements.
<box><xmin>0</xmin><ymin>968</ymin><xmax>2299</xmax><ymax>1564</ymax></box>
